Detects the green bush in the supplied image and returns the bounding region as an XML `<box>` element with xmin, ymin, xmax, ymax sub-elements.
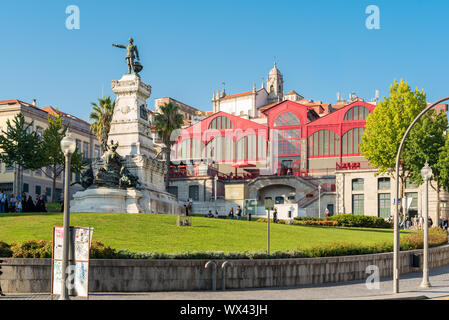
<box><xmin>326</xmin><ymin>214</ymin><xmax>392</xmax><ymax>228</ymax></box>
<box><xmin>0</xmin><ymin>241</ymin><xmax>12</xmax><ymax>257</ymax></box>
<box><xmin>11</xmin><ymin>240</ymin><xmax>52</xmax><ymax>258</ymax></box>
<box><xmin>90</xmin><ymin>240</ymin><xmax>118</xmax><ymax>259</ymax></box>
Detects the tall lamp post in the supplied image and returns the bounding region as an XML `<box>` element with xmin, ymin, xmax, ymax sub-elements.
<box><xmin>318</xmin><ymin>184</ymin><xmax>322</xmax><ymax>218</ymax></box>
<box><xmin>420</xmin><ymin>161</ymin><xmax>432</xmax><ymax>288</ymax></box>
<box><xmin>59</xmin><ymin>130</ymin><xmax>76</xmax><ymax>300</ymax></box>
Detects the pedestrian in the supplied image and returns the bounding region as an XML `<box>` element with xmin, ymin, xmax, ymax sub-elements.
<box><xmin>428</xmin><ymin>217</ymin><xmax>433</xmax><ymax>228</ymax></box>
<box><xmin>273</xmin><ymin>207</ymin><xmax>278</xmax><ymax>223</ymax></box>
<box><xmin>325</xmin><ymin>207</ymin><xmax>330</xmax><ymax>217</ymax></box>
<box><xmin>26</xmin><ymin>195</ymin><xmax>35</xmax><ymax>212</ymax></box>
<box><xmin>418</xmin><ymin>215</ymin><xmax>424</xmax><ymax>230</ymax></box>
<box><xmin>236</xmin><ymin>206</ymin><xmax>242</xmax><ymax>220</ymax></box>
<box><xmin>444</xmin><ymin>217</ymin><xmax>448</xmax><ymax>231</ymax></box>
<box><xmin>213</xmin><ymin>210</ymin><xmax>218</xmax><ymax>218</ymax></box>
<box><xmin>206</xmin><ymin>210</ymin><xmax>213</xmax><ymax>218</ymax></box>
<box><xmin>17</xmin><ymin>198</ymin><xmax>22</xmax><ymax>213</ymax></box>
<box><xmin>228</xmin><ymin>207</ymin><xmax>234</xmax><ymax>219</ymax></box>
<box><xmin>0</xmin><ymin>190</ymin><xmax>5</xmax><ymax>213</ymax></box>
<box><xmin>59</xmin><ymin>192</ymin><xmax>64</xmax><ymax>212</ymax></box>
<box><xmin>36</xmin><ymin>195</ymin><xmax>47</xmax><ymax>212</ymax></box>
<box><xmin>9</xmin><ymin>194</ymin><xmax>16</xmax><ymax>213</ymax></box>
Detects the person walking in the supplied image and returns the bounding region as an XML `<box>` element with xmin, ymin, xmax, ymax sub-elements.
<box><xmin>273</xmin><ymin>207</ymin><xmax>278</xmax><ymax>223</ymax></box>
<box><xmin>228</xmin><ymin>207</ymin><xmax>234</xmax><ymax>219</ymax></box>
<box><xmin>236</xmin><ymin>206</ymin><xmax>242</xmax><ymax>220</ymax></box>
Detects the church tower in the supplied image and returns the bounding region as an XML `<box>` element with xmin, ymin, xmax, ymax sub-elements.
<box><xmin>267</xmin><ymin>62</ymin><xmax>284</xmax><ymax>103</ymax></box>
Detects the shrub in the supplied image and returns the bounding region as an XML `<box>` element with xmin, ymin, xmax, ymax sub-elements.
<box><xmin>402</xmin><ymin>228</ymin><xmax>448</xmax><ymax>249</ymax></box>
<box><xmin>0</xmin><ymin>241</ymin><xmax>12</xmax><ymax>257</ymax></box>
<box><xmin>11</xmin><ymin>240</ymin><xmax>52</xmax><ymax>258</ymax></box>
<box><xmin>297</xmin><ymin>220</ymin><xmax>338</xmax><ymax>227</ymax></box>
<box><xmin>326</xmin><ymin>214</ymin><xmax>392</xmax><ymax>228</ymax></box>
<box><xmin>90</xmin><ymin>240</ymin><xmax>118</xmax><ymax>259</ymax></box>
<box><xmin>294</xmin><ymin>217</ymin><xmax>323</xmax><ymax>221</ymax></box>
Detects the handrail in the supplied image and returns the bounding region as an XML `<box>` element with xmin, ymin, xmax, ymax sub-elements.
<box><xmin>221</xmin><ymin>261</ymin><xmax>232</xmax><ymax>291</ymax></box>
<box><xmin>205</xmin><ymin>260</ymin><xmax>217</xmax><ymax>291</ymax></box>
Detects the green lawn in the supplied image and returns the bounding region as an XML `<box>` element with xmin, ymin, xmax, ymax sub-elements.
<box><xmin>0</xmin><ymin>212</ymin><xmax>412</xmax><ymax>254</ymax></box>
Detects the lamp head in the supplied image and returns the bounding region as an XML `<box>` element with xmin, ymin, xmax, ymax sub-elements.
<box><xmin>421</xmin><ymin>161</ymin><xmax>433</xmax><ymax>181</ymax></box>
<box><xmin>61</xmin><ymin>130</ymin><xmax>77</xmax><ymax>155</ymax></box>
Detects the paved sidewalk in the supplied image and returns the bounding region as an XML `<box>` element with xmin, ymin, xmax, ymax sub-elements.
<box><xmin>2</xmin><ymin>264</ymin><xmax>449</xmax><ymax>300</ymax></box>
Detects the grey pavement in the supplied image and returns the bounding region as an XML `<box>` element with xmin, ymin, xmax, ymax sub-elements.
<box><xmin>2</xmin><ymin>264</ymin><xmax>449</xmax><ymax>300</ymax></box>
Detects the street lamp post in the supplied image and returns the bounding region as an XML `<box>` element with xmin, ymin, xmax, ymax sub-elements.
<box><xmin>59</xmin><ymin>130</ymin><xmax>76</xmax><ymax>300</ymax></box>
<box><xmin>318</xmin><ymin>184</ymin><xmax>322</xmax><ymax>218</ymax></box>
<box><xmin>420</xmin><ymin>161</ymin><xmax>432</xmax><ymax>288</ymax></box>
<box><xmin>393</xmin><ymin>96</ymin><xmax>449</xmax><ymax>294</ymax></box>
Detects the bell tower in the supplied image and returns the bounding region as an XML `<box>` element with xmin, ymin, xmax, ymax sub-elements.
<box><xmin>267</xmin><ymin>62</ymin><xmax>284</xmax><ymax>103</ymax></box>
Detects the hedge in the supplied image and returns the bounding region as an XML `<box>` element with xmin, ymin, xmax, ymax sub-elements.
<box><xmin>0</xmin><ymin>228</ymin><xmax>446</xmax><ymax>259</ymax></box>
<box><xmin>292</xmin><ymin>214</ymin><xmax>393</xmax><ymax>228</ymax></box>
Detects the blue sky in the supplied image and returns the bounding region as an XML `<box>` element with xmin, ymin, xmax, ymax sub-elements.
<box><xmin>1</xmin><ymin>0</ymin><xmax>449</xmax><ymax>121</ymax></box>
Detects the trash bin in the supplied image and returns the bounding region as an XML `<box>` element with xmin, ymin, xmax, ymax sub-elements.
<box><xmin>411</xmin><ymin>254</ymin><xmax>420</xmax><ymax>268</ymax></box>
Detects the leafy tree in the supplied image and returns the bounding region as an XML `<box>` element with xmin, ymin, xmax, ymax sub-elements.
<box><xmin>89</xmin><ymin>96</ymin><xmax>115</xmax><ymax>152</ymax></box>
<box><xmin>0</xmin><ymin>113</ymin><xmax>45</xmax><ymax>196</ymax></box>
<box><xmin>153</xmin><ymin>102</ymin><xmax>184</xmax><ymax>191</ymax></box>
<box><xmin>360</xmin><ymin>79</ymin><xmax>427</xmax><ymax>200</ymax></box>
<box><xmin>405</xmin><ymin>109</ymin><xmax>448</xmax><ymax>223</ymax></box>
<box><xmin>41</xmin><ymin>113</ymin><xmax>87</xmax><ymax>202</ymax></box>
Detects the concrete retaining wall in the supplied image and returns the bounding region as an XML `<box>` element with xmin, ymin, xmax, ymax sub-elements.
<box><xmin>1</xmin><ymin>244</ymin><xmax>449</xmax><ymax>293</ymax></box>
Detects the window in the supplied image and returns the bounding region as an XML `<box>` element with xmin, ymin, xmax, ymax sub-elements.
<box><xmin>378</xmin><ymin>178</ymin><xmax>391</xmax><ymax>190</ymax></box>
<box><xmin>188</xmin><ymin>185</ymin><xmax>199</xmax><ymax>201</ymax></box>
<box><xmin>35</xmin><ymin>185</ymin><xmax>41</xmax><ymax>195</ymax></box>
<box><xmin>275</xmin><ymin>196</ymin><xmax>284</xmax><ymax>204</ymax></box>
<box><xmin>83</xmin><ymin>142</ymin><xmax>89</xmax><ymax>159</ymax></box>
<box><xmin>352</xmin><ymin>178</ymin><xmax>364</xmax><ymax>191</ymax></box>
<box><xmin>206</xmin><ymin>136</ymin><xmax>235</xmax><ymax>162</ymax></box>
<box><xmin>208</xmin><ymin>116</ymin><xmax>233</xmax><ymax>129</ymax></box>
<box><xmin>274</xmin><ymin>112</ymin><xmax>300</xmax><ymax>127</ymax></box>
<box><xmin>308</xmin><ymin>130</ymin><xmax>339</xmax><ymax>157</ymax></box>
<box><xmin>36</xmin><ymin>126</ymin><xmax>43</xmax><ymax>140</ymax></box>
<box><xmin>94</xmin><ymin>145</ymin><xmax>100</xmax><ymax>158</ymax></box>
<box><xmin>23</xmin><ymin>183</ymin><xmax>29</xmax><ymax>193</ymax></box>
<box><xmin>76</xmin><ymin>139</ymin><xmax>81</xmax><ymax>154</ymax></box>
<box><xmin>352</xmin><ymin>194</ymin><xmax>364</xmax><ymax>215</ymax></box>
<box><xmin>46</xmin><ymin>187</ymin><xmax>51</xmax><ymax>198</ymax></box>
<box><xmin>405</xmin><ymin>178</ymin><xmax>418</xmax><ymax>189</ymax></box>
<box><xmin>55</xmin><ymin>188</ymin><xmax>62</xmax><ymax>201</ymax></box>
<box><xmin>237</xmin><ymin>135</ymin><xmax>267</xmax><ymax>161</ymax></box>
<box><xmin>342</xmin><ymin>127</ymin><xmax>365</xmax><ymax>155</ymax></box>
<box><xmin>176</xmin><ymin>138</ymin><xmax>204</xmax><ymax>160</ymax></box>
<box><xmin>5</xmin><ymin>164</ymin><xmax>14</xmax><ymax>172</ymax></box>
<box><xmin>378</xmin><ymin>193</ymin><xmax>391</xmax><ymax>218</ymax></box>
<box><xmin>344</xmin><ymin>105</ymin><xmax>370</xmax><ymax>121</ymax></box>
<box><xmin>35</xmin><ymin>168</ymin><xmax>42</xmax><ymax>176</ymax></box>
<box><xmin>168</xmin><ymin>186</ymin><xmax>178</xmax><ymax>198</ymax></box>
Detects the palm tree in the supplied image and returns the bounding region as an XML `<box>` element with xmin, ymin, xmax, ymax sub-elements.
<box><xmin>153</xmin><ymin>102</ymin><xmax>184</xmax><ymax>191</ymax></box>
<box><xmin>89</xmin><ymin>96</ymin><xmax>115</xmax><ymax>153</ymax></box>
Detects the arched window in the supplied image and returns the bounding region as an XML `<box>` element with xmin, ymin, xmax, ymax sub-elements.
<box><xmin>175</xmin><ymin>138</ymin><xmax>204</xmax><ymax>160</ymax></box>
<box><xmin>308</xmin><ymin>130</ymin><xmax>339</xmax><ymax>157</ymax></box>
<box><xmin>342</xmin><ymin>127</ymin><xmax>365</xmax><ymax>155</ymax></box>
<box><xmin>274</xmin><ymin>112</ymin><xmax>301</xmax><ymax>127</ymax></box>
<box><xmin>208</xmin><ymin>116</ymin><xmax>233</xmax><ymax>129</ymax></box>
<box><xmin>344</xmin><ymin>105</ymin><xmax>370</xmax><ymax>121</ymax></box>
<box><xmin>236</xmin><ymin>135</ymin><xmax>267</xmax><ymax>161</ymax></box>
<box><xmin>206</xmin><ymin>136</ymin><xmax>235</xmax><ymax>162</ymax></box>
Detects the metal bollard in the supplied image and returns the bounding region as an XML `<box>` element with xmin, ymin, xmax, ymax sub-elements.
<box><xmin>205</xmin><ymin>260</ymin><xmax>217</xmax><ymax>291</ymax></box>
<box><xmin>221</xmin><ymin>261</ymin><xmax>232</xmax><ymax>291</ymax></box>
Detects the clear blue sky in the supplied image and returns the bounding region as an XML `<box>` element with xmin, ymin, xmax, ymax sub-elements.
<box><xmin>1</xmin><ymin>0</ymin><xmax>449</xmax><ymax>121</ymax></box>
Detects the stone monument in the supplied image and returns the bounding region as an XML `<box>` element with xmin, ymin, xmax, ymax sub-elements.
<box><xmin>70</xmin><ymin>38</ymin><xmax>182</xmax><ymax>214</ymax></box>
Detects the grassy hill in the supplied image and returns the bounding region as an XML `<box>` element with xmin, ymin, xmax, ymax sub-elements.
<box><xmin>0</xmin><ymin>212</ymin><xmax>411</xmax><ymax>253</ymax></box>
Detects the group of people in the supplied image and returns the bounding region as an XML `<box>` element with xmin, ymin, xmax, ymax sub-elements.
<box><xmin>0</xmin><ymin>190</ymin><xmax>47</xmax><ymax>213</ymax></box>
<box><xmin>204</xmin><ymin>205</ymin><xmax>244</xmax><ymax>220</ymax></box>
<box><xmin>388</xmin><ymin>213</ymin><xmax>434</xmax><ymax>230</ymax></box>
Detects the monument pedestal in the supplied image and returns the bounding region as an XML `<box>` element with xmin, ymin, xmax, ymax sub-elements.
<box><xmin>70</xmin><ymin>73</ymin><xmax>183</xmax><ymax>214</ymax></box>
